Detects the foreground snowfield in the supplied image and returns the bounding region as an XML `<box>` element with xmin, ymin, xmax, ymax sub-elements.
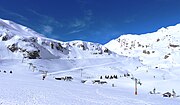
<box><xmin>0</xmin><ymin>58</ymin><xmax>180</xmax><ymax>105</ymax></box>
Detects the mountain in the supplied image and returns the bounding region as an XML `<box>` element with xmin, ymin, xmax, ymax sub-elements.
<box><xmin>0</xmin><ymin>18</ymin><xmax>120</xmax><ymax>60</ymax></box>
<box><xmin>105</xmin><ymin>24</ymin><xmax>180</xmax><ymax>69</ymax></box>
<box><xmin>0</xmin><ymin>18</ymin><xmax>141</xmax><ymax>75</ymax></box>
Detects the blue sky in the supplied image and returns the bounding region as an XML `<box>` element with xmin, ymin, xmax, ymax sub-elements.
<box><xmin>0</xmin><ymin>0</ymin><xmax>180</xmax><ymax>44</ymax></box>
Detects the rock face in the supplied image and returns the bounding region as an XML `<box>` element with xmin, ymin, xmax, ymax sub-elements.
<box><xmin>26</xmin><ymin>50</ymin><xmax>40</xmax><ymax>59</ymax></box>
<box><xmin>105</xmin><ymin>24</ymin><xmax>180</xmax><ymax>69</ymax></box>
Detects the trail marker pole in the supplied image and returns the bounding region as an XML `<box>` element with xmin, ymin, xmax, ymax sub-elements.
<box><xmin>135</xmin><ymin>78</ymin><xmax>138</xmax><ymax>95</ymax></box>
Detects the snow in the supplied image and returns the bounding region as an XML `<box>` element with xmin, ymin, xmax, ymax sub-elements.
<box><xmin>1</xmin><ymin>58</ymin><xmax>180</xmax><ymax>105</ymax></box>
<box><xmin>0</xmin><ymin>18</ymin><xmax>180</xmax><ymax>105</ymax></box>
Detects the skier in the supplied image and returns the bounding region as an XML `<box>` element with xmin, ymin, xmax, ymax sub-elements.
<box><xmin>153</xmin><ymin>88</ymin><xmax>156</xmax><ymax>94</ymax></box>
<box><xmin>42</xmin><ymin>73</ymin><xmax>47</xmax><ymax>80</ymax></box>
<box><xmin>42</xmin><ymin>75</ymin><xmax>46</xmax><ymax>80</ymax></box>
<box><xmin>172</xmin><ymin>89</ymin><xmax>176</xmax><ymax>98</ymax></box>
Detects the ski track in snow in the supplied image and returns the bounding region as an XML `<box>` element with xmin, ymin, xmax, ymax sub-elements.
<box><xmin>48</xmin><ymin>60</ymin><xmax>125</xmax><ymax>76</ymax></box>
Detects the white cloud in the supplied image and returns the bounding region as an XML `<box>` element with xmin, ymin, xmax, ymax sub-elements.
<box><xmin>0</xmin><ymin>7</ymin><xmax>28</xmax><ymax>21</ymax></box>
<box><xmin>28</xmin><ymin>9</ymin><xmax>61</xmax><ymax>26</ymax></box>
<box><xmin>28</xmin><ymin>9</ymin><xmax>65</xmax><ymax>36</ymax></box>
<box><xmin>71</xmin><ymin>19</ymin><xmax>86</xmax><ymax>28</ymax></box>
<box><xmin>42</xmin><ymin>25</ymin><xmax>53</xmax><ymax>34</ymax></box>
<box><xmin>67</xmin><ymin>29</ymin><xmax>83</xmax><ymax>34</ymax></box>
<box><xmin>28</xmin><ymin>9</ymin><xmax>93</xmax><ymax>36</ymax></box>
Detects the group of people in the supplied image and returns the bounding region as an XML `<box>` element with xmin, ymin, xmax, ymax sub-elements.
<box><xmin>150</xmin><ymin>88</ymin><xmax>177</xmax><ymax>98</ymax></box>
<box><xmin>0</xmin><ymin>70</ymin><xmax>12</xmax><ymax>74</ymax></box>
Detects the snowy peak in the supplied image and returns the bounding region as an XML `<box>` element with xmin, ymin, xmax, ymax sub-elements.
<box><xmin>0</xmin><ymin>18</ymin><xmax>44</xmax><ymax>37</ymax></box>
<box><xmin>105</xmin><ymin>24</ymin><xmax>180</xmax><ymax>68</ymax></box>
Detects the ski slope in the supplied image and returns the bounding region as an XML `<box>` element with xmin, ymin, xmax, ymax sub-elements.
<box><xmin>0</xmin><ymin>58</ymin><xmax>180</xmax><ymax>105</ymax></box>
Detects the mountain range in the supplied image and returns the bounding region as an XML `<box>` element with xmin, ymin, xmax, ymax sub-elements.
<box><xmin>0</xmin><ymin>18</ymin><xmax>180</xmax><ymax>105</ymax></box>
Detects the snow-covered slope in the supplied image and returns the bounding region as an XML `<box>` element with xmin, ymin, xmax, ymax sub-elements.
<box><xmin>104</xmin><ymin>24</ymin><xmax>180</xmax><ymax>104</ymax></box>
<box><xmin>105</xmin><ymin>24</ymin><xmax>180</xmax><ymax>69</ymax></box>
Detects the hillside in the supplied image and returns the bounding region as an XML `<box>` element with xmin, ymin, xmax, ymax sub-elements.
<box><xmin>105</xmin><ymin>24</ymin><xmax>180</xmax><ymax>69</ymax></box>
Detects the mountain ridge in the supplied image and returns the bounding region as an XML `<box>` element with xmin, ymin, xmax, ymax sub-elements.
<box><xmin>105</xmin><ymin>23</ymin><xmax>180</xmax><ymax>69</ymax></box>
<box><xmin>0</xmin><ymin>18</ymin><xmax>120</xmax><ymax>60</ymax></box>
